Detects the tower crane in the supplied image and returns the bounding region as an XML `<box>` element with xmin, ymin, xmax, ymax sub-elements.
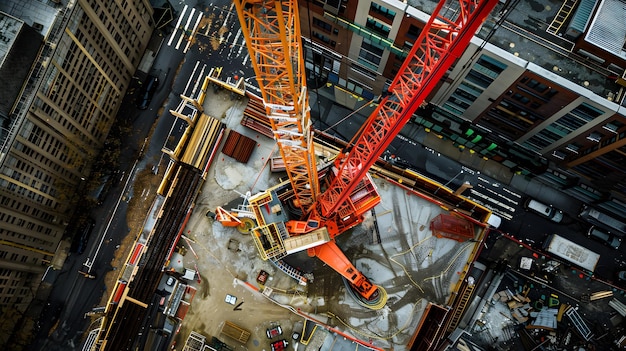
<box><xmin>230</xmin><ymin>0</ymin><xmax>498</xmax><ymax>308</ymax></box>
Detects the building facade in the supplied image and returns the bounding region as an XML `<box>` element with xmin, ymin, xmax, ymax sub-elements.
<box><xmin>299</xmin><ymin>0</ymin><xmax>626</xmax><ymax>218</ymax></box>
<box><xmin>0</xmin><ymin>0</ymin><xmax>153</xmax><ymax>311</ymax></box>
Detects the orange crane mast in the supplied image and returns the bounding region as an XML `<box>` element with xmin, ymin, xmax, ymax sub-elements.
<box><xmin>233</xmin><ymin>0</ymin><xmax>319</xmax><ymax>214</ymax></box>
<box><xmin>231</xmin><ymin>0</ymin><xmax>498</xmax><ymax>308</ymax></box>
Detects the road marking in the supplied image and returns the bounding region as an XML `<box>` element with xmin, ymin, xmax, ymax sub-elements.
<box><xmin>167</xmin><ymin>4</ymin><xmax>188</xmax><ymax>46</ymax></box>
<box><xmin>476</xmin><ymin>183</ymin><xmax>520</xmax><ymax>206</ymax></box>
<box><xmin>191</xmin><ymin>64</ymin><xmax>207</xmax><ymax>98</ymax></box>
<box><xmin>185</xmin><ymin>8</ymin><xmax>196</xmax><ymax>31</ymax></box>
<box><xmin>184</xmin><ymin>12</ymin><xmax>204</xmax><ymax>53</ymax></box>
<box><xmin>469</xmin><ymin>188</ymin><xmax>516</xmax><ymax>213</ymax></box>
<box><xmin>176</xmin><ymin>9</ymin><xmax>196</xmax><ymax>51</ymax></box>
<box><xmin>229</xmin><ymin>29</ymin><xmax>242</xmax><ymax>59</ymax></box>
<box><xmin>183</xmin><ymin>61</ymin><xmax>201</xmax><ymax>96</ymax></box>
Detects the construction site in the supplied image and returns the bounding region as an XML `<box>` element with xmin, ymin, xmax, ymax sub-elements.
<box><xmin>84</xmin><ymin>0</ymin><xmax>626</xmax><ymax>350</ymax></box>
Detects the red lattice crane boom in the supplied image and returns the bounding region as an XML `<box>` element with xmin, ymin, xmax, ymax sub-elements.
<box><xmin>233</xmin><ymin>0</ymin><xmax>497</xmax><ymax>306</ymax></box>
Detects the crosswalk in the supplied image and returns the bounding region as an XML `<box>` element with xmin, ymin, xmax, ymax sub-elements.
<box><xmin>468</xmin><ymin>176</ymin><xmax>521</xmax><ymax>221</ymax></box>
<box><xmin>167</xmin><ymin>4</ymin><xmax>251</xmax><ymax>66</ymax></box>
<box><xmin>167</xmin><ymin>4</ymin><xmax>203</xmax><ymax>53</ymax></box>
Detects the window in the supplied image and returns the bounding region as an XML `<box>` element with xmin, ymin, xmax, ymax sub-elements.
<box><xmin>370</xmin><ymin>3</ymin><xmax>396</xmax><ymax>20</ymax></box>
<box><xmin>312</xmin><ymin>31</ymin><xmax>335</xmax><ymax>46</ymax></box>
<box><xmin>358</xmin><ymin>40</ymin><xmax>384</xmax><ymax>68</ymax></box>
<box><xmin>604</xmin><ymin>120</ymin><xmax>624</xmax><ymax>133</ymax></box>
<box><xmin>350</xmin><ymin>64</ymin><xmax>377</xmax><ymax>80</ymax></box>
<box><xmin>407</xmin><ymin>24</ymin><xmax>420</xmax><ymax>39</ymax></box>
<box><xmin>312</xmin><ymin>17</ymin><xmax>332</xmax><ymax>33</ymax></box>
<box><xmin>587</xmin><ymin>131</ymin><xmax>604</xmax><ymax>142</ymax></box>
<box><xmin>552</xmin><ymin>150</ymin><xmax>566</xmax><ymax>160</ymax></box>
<box><xmin>566</xmin><ymin>143</ymin><xmax>581</xmax><ymax>153</ymax></box>
<box><xmin>512</xmin><ymin>93</ymin><xmax>530</xmax><ymax>104</ymax></box>
<box><xmin>366</xmin><ymin>17</ymin><xmax>390</xmax><ymax>37</ymax></box>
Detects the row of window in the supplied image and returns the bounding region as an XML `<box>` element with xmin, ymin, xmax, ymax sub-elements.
<box><xmin>0</xmin><ymin>218</ymin><xmax>57</xmax><ymax>247</ymax></box>
<box><xmin>524</xmin><ymin>102</ymin><xmax>606</xmax><ymax>152</ymax></box>
<box><xmin>0</xmin><ymin>250</ymin><xmax>41</xmax><ymax>264</ymax></box>
<box><xmin>88</xmin><ymin>0</ymin><xmax>146</xmax><ymax>67</ymax></box>
<box><xmin>0</xmin><ymin>192</ymin><xmax>58</xmax><ymax>226</ymax></box>
<box><xmin>370</xmin><ymin>3</ymin><xmax>396</xmax><ymax>20</ymax></box>
<box><xmin>444</xmin><ymin>55</ymin><xmax>507</xmax><ymax>116</ymax></box>
<box><xmin>77</xmin><ymin>13</ymin><xmax>126</xmax><ymax>89</ymax></box>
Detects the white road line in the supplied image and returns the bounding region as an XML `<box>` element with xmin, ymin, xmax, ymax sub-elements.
<box><xmin>228</xmin><ymin>29</ymin><xmax>242</xmax><ymax>59</ymax></box>
<box><xmin>184</xmin><ymin>61</ymin><xmax>201</xmax><ymax>96</ymax></box>
<box><xmin>469</xmin><ymin>189</ymin><xmax>516</xmax><ymax>213</ymax></box>
<box><xmin>184</xmin><ymin>12</ymin><xmax>204</xmax><ymax>53</ymax></box>
<box><xmin>476</xmin><ymin>183</ymin><xmax>520</xmax><ymax>206</ymax></box>
<box><xmin>192</xmin><ymin>64</ymin><xmax>207</xmax><ymax>97</ymax></box>
<box><xmin>185</xmin><ymin>8</ymin><xmax>196</xmax><ymax>31</ymax></box>
<box><xmin>168</xmin><ymin>4</ymin><xmax>188</xmax><ymax>46</ymax></box>
<box><xmin>175</xmin><ymin>31</ymin><xmax>185</xmax><ymax>50</ymax></box>
<box><xmin>176</xmin><ymin>8</ymin><xmax>196</xmax><ymax>50</ymax></box>
<box><xmin>222</xmin><ymin>3</ymin><xmax>235</xmax><ymax>27</ymax></box>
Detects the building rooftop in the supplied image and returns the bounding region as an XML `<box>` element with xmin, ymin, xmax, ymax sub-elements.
<box><xmin>0</xmin><ymin>11</ymin><xmax>42</xmax><ymax>118</ymax></box>
<box><xmin>0</xmin><ymin>12</ymin><xmax>22</xmax><ymax>67</ymax></box>
<box><xmin>475</xmin><ymin>0</ymin><xmax>625</xmax><ymax>106</ymax></box>
<box><xmin>0</xmin><ymin>0</ymin><xmax>61</xmax><ymax>38</ymax></box>
<box><xmin>586</xmin><ymin>0</ymin><xmax>626</xmax><ymax>60</ymax></box>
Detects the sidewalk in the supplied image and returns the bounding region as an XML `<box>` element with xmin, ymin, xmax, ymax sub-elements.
<box><xmin>418</xmin><ymin>128</ymin><xmax>584</xmax><ymax>217</ymax></box>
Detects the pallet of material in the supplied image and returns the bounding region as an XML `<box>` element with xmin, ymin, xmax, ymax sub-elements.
<box><xmin>221</xmin><ymin>130</ymin><xmax>256</xmax><ymax>163</ymax></box>
<box><xmin>590</xmin><ymin>291</ymin><xmax>613</xmax><ymax>301</ymax></box>
<box><xmin>269</xmin><ymin>156</ymin><xmax>285</xmax><ymax>172</ymax></box>
<box><xmin>220</xmin><ymin>321</ymin><xmax>250</xmax><ymax>343</ymax></box>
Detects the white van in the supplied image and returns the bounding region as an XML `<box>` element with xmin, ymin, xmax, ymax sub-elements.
<box><xmin>524</xmin><ymin>198</ymin><xmax>563</xmax><ymax>223</ymax></box>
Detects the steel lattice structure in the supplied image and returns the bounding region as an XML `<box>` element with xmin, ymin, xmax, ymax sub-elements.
<box><xmin>234</xmin><ymin>0</ymin><xmax>319</xmax><ymax>214</ymax></box>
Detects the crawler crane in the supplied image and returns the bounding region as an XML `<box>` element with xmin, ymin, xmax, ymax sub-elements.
<box><xmin>230</xmin><ymin>0</ymin><xmax>498</xmax><ymax>308</ymax></box>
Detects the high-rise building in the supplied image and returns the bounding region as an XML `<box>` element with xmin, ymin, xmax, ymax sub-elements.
<box><xmin>299</xmin><ymin>0</ymin><xmax>626</xmax><ymax>218</ymax></box>
<box><xmin>0</xmin><ymin>0</ymin><xmax>153</xmax><ymax>311</ymax></box>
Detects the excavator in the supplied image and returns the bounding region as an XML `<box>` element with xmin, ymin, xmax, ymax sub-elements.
<box><xmin>222</xmin><ymin>0</ymin><xmax>498</xmax><ymax>309</ymax></box>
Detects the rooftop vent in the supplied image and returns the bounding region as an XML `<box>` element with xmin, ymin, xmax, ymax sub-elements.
<box><xmin>32</xmin><ymin>22</ymin><xmax>43</xmax><ymax>32</ymax></box>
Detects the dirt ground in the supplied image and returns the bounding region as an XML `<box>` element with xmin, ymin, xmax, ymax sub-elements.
<box><xmin>92</xmin><ymin>89</ymin><xmax>304</xmax><ymax>350</ymax></box>
<box><xmin>93</xmin><ymin>88</ymin><xmax>474</xmax><ymax>351</ymax></box>
<box><xmin>169</xmin><ymin>91</ymin><xmax>306</xmax><ymax>350</ymax></box>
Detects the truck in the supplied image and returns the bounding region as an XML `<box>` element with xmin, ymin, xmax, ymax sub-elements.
<box><xmin>543</xmin><ymin>234</ymin><xmax>600</xmax><ymax>272</ymax></box>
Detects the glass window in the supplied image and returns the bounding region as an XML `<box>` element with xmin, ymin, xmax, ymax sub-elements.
<box><xmin>366</xmin><ymin>17</ymin><xmax>390</xmax><ymax>37</ymax></box>
<box><xmin>370</xmin><ymin>3</ymin><xmax>396</xmax><ymax>19</ymax></box>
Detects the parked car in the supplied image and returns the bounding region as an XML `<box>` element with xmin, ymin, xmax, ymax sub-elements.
<box><xmin>587</xmin><ymin>226</ymin><xmax>621</xmax><ymax>249</ymax></box>
<box><xmin>136</xmin><ymin>75</ymin><xmax>159</xmax><ymax>110</ymax></box>
<box><xmin>270</xmin><ymin>339</ymin><xmax>288</xmax><ymax>351</ymax></box>
<box><xmin>523</xmin><ymin>198</ymin><xmax>563</xmax><ymax>223</ymax></box>
<box><xmin>266</xmin><ymin>325</ymin><xmax>282</xmax><ymax>339</ymax></box>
